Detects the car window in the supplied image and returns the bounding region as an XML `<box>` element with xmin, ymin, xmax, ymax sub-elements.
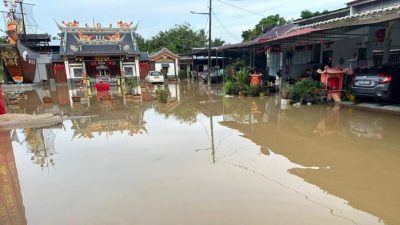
<box><xmin>151</xmin><ymin>72</ymin><xmax>162</xmax><ymax>76</ymax></box>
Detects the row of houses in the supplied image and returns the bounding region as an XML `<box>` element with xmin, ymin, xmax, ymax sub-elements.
<box><xmin>2</xmin><ymin>0</ymin><xmax>400</xmax><ymax>86</ymax></box>
<box><xmin>193</xmin><ymin>0</ymin><xmax>400</xmax><ymax>80</ymax></box>
<box><xmin>1</xmin><ymin>18</ymin><xmax>190</xmax><ymax>85</ymax></box>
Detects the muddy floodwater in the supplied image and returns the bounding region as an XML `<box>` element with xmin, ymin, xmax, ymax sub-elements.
<box><xmin>1</xmin><ymin>82</ymin><xmax>400</xmax><ymax>225</ymax></box>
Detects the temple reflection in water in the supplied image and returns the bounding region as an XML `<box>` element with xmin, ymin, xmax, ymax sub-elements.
<box><xmin>1</xmin><ymin>82</ymin><xmax>399</xmax><ymax>225</ymax></box>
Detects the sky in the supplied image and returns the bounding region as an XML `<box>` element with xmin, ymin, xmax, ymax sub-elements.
<box><xmin>3</xmin><ymin>0</ymin><xmax>349</xmax><ymax>44</ymax></box>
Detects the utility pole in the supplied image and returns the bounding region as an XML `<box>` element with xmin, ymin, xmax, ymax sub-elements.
<box><xmin>207</xmin><ymin>0</ymin><xmax>212</xmax><ymax>86</ymax></box>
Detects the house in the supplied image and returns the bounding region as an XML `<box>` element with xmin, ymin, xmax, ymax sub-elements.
<box><xmin>216</xmin><ymin>0</ymin><xmax>400</xmax><ymax>82</ymax></box>
<box><xmin>150</xmin><ymin>48</ymin><xmax>180</xmax><ymax>79</ymax></box>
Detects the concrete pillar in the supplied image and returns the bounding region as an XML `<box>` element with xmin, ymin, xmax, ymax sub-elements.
<box><xmin>0</xmin><ymin>84</ymin><xmax>6</xmax><ymax>115</ymax></box>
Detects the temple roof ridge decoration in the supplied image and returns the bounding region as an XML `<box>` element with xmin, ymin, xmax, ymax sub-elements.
<box><xmin>58</xmin><ymin>20</ymin><xmax>140</xmax><ymax>56</ymax></box>
<box><xmin>56</xmin><ymin>20</ymin><xmax>138</xmax><ymax>33</ymax></box>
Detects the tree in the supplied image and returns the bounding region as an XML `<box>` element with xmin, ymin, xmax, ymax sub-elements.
<box><xmin>241</xmin><ymin>14</ymin><xmax>286</xmax><ymax>41</ymax></box>
<box><xmin>135</xmin><ymin>23</ymin><xmax>223</xmax><ymax>55</ymax></box>
<box><xmin>300</xmin><ymin>9</ymin><xmax>328</xmax><ymax>19</ymax></box>
<box><xmin>212</xmin><ymin>38</ymin><xmax>225</xmax><ymax>47</ymax></box>
<box><xmin>0</xmin><ymin>36</ymin><xmax>8</xmax><ymax>44</ymax></box>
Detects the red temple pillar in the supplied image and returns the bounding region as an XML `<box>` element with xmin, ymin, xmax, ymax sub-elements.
<box><xmin>0</xmin><ymin>84</ymin><xmax>6</xmax><ymax>115</ymax></box>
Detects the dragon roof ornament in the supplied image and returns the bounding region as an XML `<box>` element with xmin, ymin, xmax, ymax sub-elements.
<box><xmin>56</xmin><ymin>20</ymin><xmax>138</xmax><ymax>32</ymax></box>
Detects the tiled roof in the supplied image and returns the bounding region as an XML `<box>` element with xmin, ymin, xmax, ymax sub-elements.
<box><xmin>61</xmin><ymin>31</ymin><xmax>139</xmax><ymax>56</ymax></box>
<box><xmin>150</xmin><ymin>48</ymin><xmax>179</xmax><ymax>60</ymax></box>
<box><xmin>219</xmin><ymin>23</ymin><xmax>296</xmax><ymax>50</ymax></box>
<box><xmin>255</xmin><ymin>23</ymin><xmax>297</xmax><ymax>43</ymax></box>
<box><xmin>296</xmin><ymin>4</ymin><xmax>400</xmax><ymax>29</ymax></box>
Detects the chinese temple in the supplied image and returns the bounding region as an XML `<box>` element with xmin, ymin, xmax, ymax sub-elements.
<box><xmin>57</xmin><ymin>20</ymin><xmax>141</xmax><ymax>83</ymax></box>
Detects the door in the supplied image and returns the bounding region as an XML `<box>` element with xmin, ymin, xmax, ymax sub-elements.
<box><xmin>323</xmin><ymin>50</ymin><xmax>333</xmax><ymax>67</ymax></box>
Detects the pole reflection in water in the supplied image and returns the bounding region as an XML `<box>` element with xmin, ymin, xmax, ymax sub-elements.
<box><xmin>208</xmin><ymin>86</ymin><xmax>216</xmax><ymax>164</ymax></box>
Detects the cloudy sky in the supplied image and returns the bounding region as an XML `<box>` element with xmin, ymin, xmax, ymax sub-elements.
<box><xmin>5</xmin><ymin>0</ymin><xmax>349</xmax><ymax>44</ymax></box>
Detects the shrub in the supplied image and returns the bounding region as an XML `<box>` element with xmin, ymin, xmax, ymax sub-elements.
<box><xmin>223</xmin><ymin>80</ymin><xmax>233</xmax><ymax>95</ymax></box>
<box><xmin>290</xmin><ymin>78</ymin><xmax>322</xmax><ymax>103</ymax></box>
<box><xmin>246</xmin><ymin>85</ymin><xmax>260</xmax><ymax>97</ymax></box>
<box><xmin>156</xmin><ymin>87</ymin><xmax>168</xmax><ymax>103</ymax></box>
<box><xmin>236</xmin><ymin>67</ymin><xmax>250</xmax><ymax>91</ymax></box>
<box><xmin>178</xmin><ymin>70</ymin><xmax>188</xmax><ymax>80</ymax></box>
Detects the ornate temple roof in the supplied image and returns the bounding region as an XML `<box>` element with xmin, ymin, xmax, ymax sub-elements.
<box><xmin>58</xmin><ymin>21</ymin><xmax>140</xmax><ymax>57</ymax></box>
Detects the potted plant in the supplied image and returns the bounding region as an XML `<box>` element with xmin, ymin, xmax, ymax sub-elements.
<box><xmin>246</xmin><ymin>85</ymin><xmax>260</xmax><ymax>97</ymax></box>
<box><xmin>103</xmin><ymin>93</ymin><xmax>112</xmax><ymax>100</ymax></box>
<box><xmin>235</xmin><ymin>68</ymin><xmax>250</xmax><ymax>94</ymax></box>
<box><xmin>156</xmin><ymin>88</ymin><xmax>168</xmax><ymax>103</ymax></box>
<box><xmin>72</xmin><ymin>95</ymin><xmax>81</xmax><ymax>103</ymax></box>
<box><xmin>42</xmin><ymin>96</ymin><xmax>52</xmax><ymax>103</ymax></box>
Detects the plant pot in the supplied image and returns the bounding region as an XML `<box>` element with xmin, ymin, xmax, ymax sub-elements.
<box><xmin>8</xmin><ymin>98</ymin><xmax>19</xmax><ymax>105</ymax></box>
<box><xmin>42</xmin><ymin>96</ymin><xmax>52</xmax><ymax>104</ymax></box>
<box><xmin>302</xmin><ymin>94</ymin><xmax>313</xmax><ymax>104</ymax></box>
<box><xmin>281</xmin><ymin>90</ymin><xmax>289</xmax><ymax>99</ymax></box>
<box><xmin>103</xmin><ymin>94</ymin><xmax>112</xmax><ymax>101</ymax></box>
<box><xmin>318</xmin><ymin>89</ymin><xmax>327</xmax><ymax>97</ymax></box>
<box><xmin>311</xmin><ymin>88</ymin><xmax>320</xmax><ymax>96</ymax></box>
<box><xmin>72</xmin><ymin>96</ymin><xmax>81</xmax><ymax>102</ymax></box>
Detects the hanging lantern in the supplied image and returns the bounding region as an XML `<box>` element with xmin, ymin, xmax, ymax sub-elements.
<box><xmin>375</xmin><ymin>29</ymin><xmax>385</xmax><ymax>42</ymax></box>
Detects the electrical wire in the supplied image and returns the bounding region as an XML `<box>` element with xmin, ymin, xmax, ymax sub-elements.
<box><xmin>216</xmin><ymin>0</ymin><xmax>266</xmax><ymax>18</ymax></box>
<box><xmin>212</xmin><ymin>12</ymin><xmax>242</xmax><ymax>42</ymax></box>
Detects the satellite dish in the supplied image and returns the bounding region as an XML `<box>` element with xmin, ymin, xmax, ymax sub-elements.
<box><xmin>23</xmin><ymin>51</ymin><xmax>28</xmax><ymax>61</ymax></box>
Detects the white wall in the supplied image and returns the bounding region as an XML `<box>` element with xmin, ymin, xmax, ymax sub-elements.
<box><xmin>33</xmin><ymin>54</ymin><xmax>53</xmax><ymax>82</ymax></box>
<box><xmin>155</xmin><ymin>62</ymin><xmax>176</xmax><ymax>76</ymax></box>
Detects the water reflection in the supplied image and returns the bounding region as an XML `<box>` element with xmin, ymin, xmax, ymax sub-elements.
<box><xmin>0</xmin><ymin>131</ymin><xmax>26</xmax><ymax>225</ymax></box>
<box><xmin>220</xmin><ymin>96</ymin><xmax>400</xmax><ymax>225</ymax></box>
<box><xmin>2</xmin><ymin>82</ymin><xmax>400</xmax><ymax>225</ymax></box>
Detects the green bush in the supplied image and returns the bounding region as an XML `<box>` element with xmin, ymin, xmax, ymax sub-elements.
<box><xmin>290</xmin><ymin>78</ymin><xmax>323</xmax><ymax>103</ymax></box>
<box><xmin>157</xmin><ymin>89</ymin><xmax>168</xmax><ymax>103</ymax></box>
<box><xmin>178</xmin><ymin>70</ymin><xmax>188</xmax><ymax>80</ymax></box>
<box><xmin>246</xmin><ymin>85</ymin><xmax>260</xmax><ymax>97</ymax></box>
<box><xmin>236</xmin><ymin>67</ymin><xmax>250</xmax><ymax>91</ymax></box>
<box><xmin>223</xmin><ymin>80</ymin><xmax>233</xmax><ymax>95</ymax></box>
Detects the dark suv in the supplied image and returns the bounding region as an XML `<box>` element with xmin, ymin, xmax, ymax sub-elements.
<box><xmin>351</xmin><ymin>65</ymin><xmax>400</xmax><ymax>102</ymax></box>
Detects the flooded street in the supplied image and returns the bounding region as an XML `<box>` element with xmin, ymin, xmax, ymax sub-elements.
<box><xmin>1</xmin><ymin>82</ymin><xmax>400</xmax><ymax>225</ymax></box>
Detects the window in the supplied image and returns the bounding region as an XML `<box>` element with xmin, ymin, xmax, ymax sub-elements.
<box><xmin>151</xmin><ymin>71</ymin><xmax>162</xmax><ymax>76</ymax></box>
<box><xmin>73</xmin><ymin>68</ymin><xmax>83</xmax><ymax>77</ymax></box>
<box><xmin>124</xmin><ymin>66</ymin><xmax>134</xmax><ymax>76</ymax></box>
<box><xmin>69</xmin><ymin>64</ymin><xmax>83</xmax><ymax>78</ymax></box>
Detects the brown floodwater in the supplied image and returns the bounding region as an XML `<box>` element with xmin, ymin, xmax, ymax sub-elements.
<box><xmin>1</xmin><ymin>82</ymin><xmax>399</xmax><ymax>225</ymax></box>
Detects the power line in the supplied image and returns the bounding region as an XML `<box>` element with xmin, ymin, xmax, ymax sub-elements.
<box><xmin>212</xmin><ymin>12</ymin><xmax>242</xmax><ymax>42</ymax></box>
<box><xmin>260</xmin><ymin>0</ymin><xmax>294</xmax><ymax>14</ymax></box>
<box><xmin>216</xmin><ymin>0</ymin><xmax>266</xmax><ymax>18</ymax></box>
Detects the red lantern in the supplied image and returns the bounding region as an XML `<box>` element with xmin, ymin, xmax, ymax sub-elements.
<box><xmin>375</xmin><ymin>29</ymin><xmax>385</xmax><ymax>42</ymax></box>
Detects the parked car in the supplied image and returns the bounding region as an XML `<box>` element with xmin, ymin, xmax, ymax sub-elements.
<box><xmin>351</xmin><ymin>65</ymin><xmax>400</xmax><ymax>102</ymax></box>
<box><xmin>199</xmin><ymin>68</ymin><xmax>225</xmax><ymax>83</ymax></box>
<box><xmin>145</xmin><ymin>71</ymin><xmax>165</xmax><ymax>83</ymax></box>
